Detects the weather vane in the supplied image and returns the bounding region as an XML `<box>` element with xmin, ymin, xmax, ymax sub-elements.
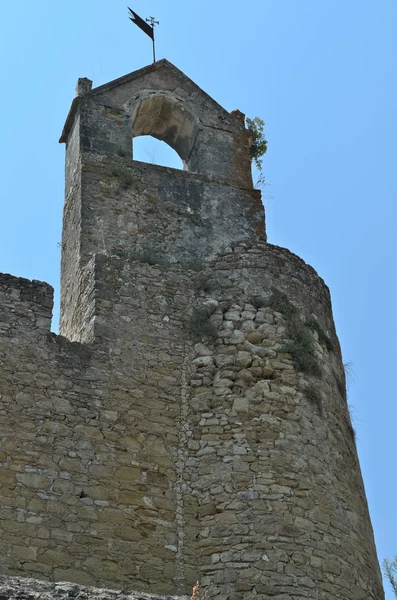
<box><xmin>128</xmin><ymin>8</ymin><xmax>159</xmax><ymax>64</ymax></box>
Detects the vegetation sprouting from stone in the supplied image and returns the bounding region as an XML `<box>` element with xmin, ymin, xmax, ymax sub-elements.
<box><xmin>305</xmin><ymin>384</ymin><xmax>323</xmax><ymax>416</ymax></box>
<box><xmin>194</xmin><ymin>272</ymin><xmax>216</xmax><ymax>294</ymax></box>
<box><xmin>268</xmin><ymin>289</ymin><xmax>336</xmax><ymax>377</ymax></box>
<box><xmin>246</xmin><ymin>116</ymin><xmax>267</xmax><ymax>187</ymax></box>
<box><xmin>186</xmin><ymin>305</ymin><xmax>218</xmax><ymax>341</ymax></box>
<box><xmin>284</xmin><ymin>327</ymin><xmax>321</xmax><ymax>376</ymax></box>
<box><xmin>335</xmin><ymin>361</ymin><xmax>353</xmax><ymax>402</ymax></box>
<box><xmin>246</xmin><ymin>117</ymin><xmax>267</xmax><ymax>170</ymax></box>
<box><xmin>306</xmin><ymin>316</ymin><xmax>334</xmax><ymax>352</ymax></box>
<box><xmin>249</xmin><ymin>295</ymin><xmax>266</xmax><ymax>310</ymax></box>
<box><xmin>343</xmin><ymin>360</ymin><xmax>355</xmax><ymax>381</ymax></box>
<box><xmin>118</xmin><ymin>170</ymin><xmax>133</xmax><ymax>190</ymax></box>
<box><xmin>104</xmin><ymin>165</ymin><xmax>133</xmax><ymax>189</ymax></box>
<box><xmin>268</xmin><ymin>288</ymin><xmax>299</xmax><ymax>322</ymax></box>
<box><xmin>383</xmin><ymin>556</ymin><xmax>397</xmax><ymax>598</ymax></box>
<box><xmin>268</xmin><ymin>288</ymin><xmax>320</xmax><ymax>376</ymax></box>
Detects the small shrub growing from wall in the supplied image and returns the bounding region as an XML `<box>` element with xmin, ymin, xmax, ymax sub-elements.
<box><xmin>194</xmin><ymin>273</ymin><xmax>216</xmax><ymax>294</ymax></box>
<box><xmin>284</xmin><ymin>327</ymin><xmax>321</xmax><ymax>376</ymax></box>
<box><xmin>104</xmin><ymin>165</ymin><xmax>134</xmax><ymax>190</ymax></box>
<box><xmin>306</xmin><ymin>316</ymin><xmax>334</xmax><ymax>352</ymax></box>
<box><xmin>269</xmin><ymin>288</ymin><xmax>336</xmax><ymax>377</ymax></box>
<box><xmin>268</xmin><ymin>288</ymin><xmax>299</xmax><ymax>323</ymax></box>
<box><xmin>304</xmin><ymin>384</ymin><xmax>323</xmax><ymax>416</ymax></box>
<box><xmin>249</xmin><ymin>295</ymin><xmax>266</xmax><ymax>309</ymax></box>
<box><xmin>186</xmin><ymin>305</ymin><xmax>218</xmax><ymax>341</ymax></box>
<box><xmin>269</xmin><ymin>289</ymin><xmax>320</xmax><ymax>376</ymax></box>
<box><xmin>383</xmin><ymin>556</ymin><xmax>397</xmax><ymax>598</ymax></box>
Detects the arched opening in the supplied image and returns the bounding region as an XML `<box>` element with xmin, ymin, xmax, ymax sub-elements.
<box><xmin>132</xmin><ymin>135</ymin><xmax>184</xmax><ymax>169</ymax></box>
<box><xmin>129</xmin><ymin>92</ymin><xmax>200</xmax><ymax>171</ymax></box>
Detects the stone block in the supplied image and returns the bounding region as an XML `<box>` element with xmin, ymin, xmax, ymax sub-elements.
<box><xmin>246</xmin><ymin>332</ymin><xmax>264</xmax><ymax>344</ymax></box>
<box><xmin>232</xmin><ymin>397</ymin><xmax>249</xmax><ymax>412</ymax></box>
<box><xmin>13</xmin><ymin>546</ymin><xmax>37</xmax><ymax>562</ymax></box>
<box><xmin>115</xmin><ymin>466</ymin><xmax>141</xmax><ymax>482</ymax></box>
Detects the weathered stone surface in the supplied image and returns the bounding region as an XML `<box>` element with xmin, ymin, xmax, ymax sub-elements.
<box><xmin>0</xmin><ymin>576</ymin><xmax>182</xmax><ymax>600</ymax></box>
<box><xmin>246</xmin><ymin>331</ymin><xmax>264</xmax><ymax>344</ymax></box>
<box><xmin>0</xmin><ymin>59</ymin><xmax>384</xmax><ymax>600</ymax></box>
<box><xmin>235</xmin><ymin>351</ymin><xmax>252</xmax><ymax>368</ymax></box>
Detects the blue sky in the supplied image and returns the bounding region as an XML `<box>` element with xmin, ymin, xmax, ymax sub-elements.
<box><xmin>0</xmin><ymin>1</ymin><xmax>396</xmax><ymax>596</ymax></box>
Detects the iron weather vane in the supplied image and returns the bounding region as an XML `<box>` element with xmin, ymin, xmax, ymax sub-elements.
<box><xmin>128</xmin><ymin>7</ymin><xmax>159</xmax><ymax>64</ymax></box>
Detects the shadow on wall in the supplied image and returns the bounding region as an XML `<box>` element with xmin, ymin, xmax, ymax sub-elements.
<box><xmin>132</xmin><ymin>135</ymin><xmax>184</xmax><ymax>170</ymax></box>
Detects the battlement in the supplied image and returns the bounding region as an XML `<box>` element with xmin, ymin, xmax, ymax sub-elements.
<box><xmin>0</xmin><ymin>273</ymin><xmax>53</xmax><ymax>333</ymax></box>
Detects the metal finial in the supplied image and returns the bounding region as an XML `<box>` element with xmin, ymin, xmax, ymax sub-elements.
<box><xmin>146</xmin><ymin>17</ymin><xmax>160</xmax><ymax>27</ymax></box>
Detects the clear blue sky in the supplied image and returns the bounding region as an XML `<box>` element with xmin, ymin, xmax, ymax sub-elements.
<box><xmin>0</xmin><ymin>1</ymin><xmax>396</xmax><ymax>596</ymax></box>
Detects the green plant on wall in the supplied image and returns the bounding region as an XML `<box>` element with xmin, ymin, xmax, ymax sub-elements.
<box><xmin>383</xmin><ymin>556</ymin><xmax>397</xmax><ymax>598</ymax></box>
<box><xmin>186</xmin><ymin>305</ymin><xmax>218</xmax><ymax>341</ymax></box>
<box><xmin>246</xmin><ymin>116</ymin><xmax>268</xmax><ymax>188</ymax></box>
<box><xmin>268</xmin><ymin>288</ymin><xmax>320</xmax><ymax>377</ymax></box>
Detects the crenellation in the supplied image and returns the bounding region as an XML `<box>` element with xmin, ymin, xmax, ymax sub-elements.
<box><xmin>0</xmin><ymin>59</ymin><xmax>384</xmax><ymax>599</ymax></box>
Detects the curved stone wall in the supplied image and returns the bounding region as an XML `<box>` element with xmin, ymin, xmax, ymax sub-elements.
<box><xmin>179</xmin><ymin>242</ymin><xmax>383</xmax><ymax>599</ymax></box>
<box><xmin>0</xmin><ymin>242</ymin><xmax>384</xmax><ymax>599</ymax></box>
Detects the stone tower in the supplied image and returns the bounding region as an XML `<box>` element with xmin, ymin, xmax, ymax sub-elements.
<box><xmin>0</xmin><ymin>60</ymin><xmax>384</xmax><ymax>599</ymax></box>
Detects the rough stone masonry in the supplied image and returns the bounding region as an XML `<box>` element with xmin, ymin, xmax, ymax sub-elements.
<box><xmin>0</xmin><ymin>60</ymin><xmax>384</xmax><ymax>599</ymax></box>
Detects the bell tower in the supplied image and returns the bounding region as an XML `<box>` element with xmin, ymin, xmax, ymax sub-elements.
<box><xmin>0</xmin><ymin>60</ymin><xmax>383</xmax><ymax>599</ymax></box>
<box><xmin>59</xmin><ymin>60</ymin><xmax>264</xmax><ymax>341</ymax></box>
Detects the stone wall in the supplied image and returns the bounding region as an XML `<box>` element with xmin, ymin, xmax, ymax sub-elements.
<box><xmin>0</xmin><ymin>242</ymin><xmax>384</xmax><ymax>599</ymax></box>
<box><xmin>59</xmin><ymin>63</ymin><xmax>264</xmax><ymax>341</ymax></box>
<box><xmin>0</xmin><ymin>59</ymin><xmax>384</xmax><ymax>600</ymax></box>
<box><xmin>0</xmin><ymin>576</ymin><xmax>183</xmax><ymax>600</ymax></box>
<box><xmin>61</xmin><ymin>60</ymin><xmax>253</xmax><ymax>188</ymax></box>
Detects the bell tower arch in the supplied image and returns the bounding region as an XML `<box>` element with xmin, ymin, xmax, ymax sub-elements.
<box><xmin>129</xmin><ymin>91</ymin><xmax>200</xmax><ymax>170</ymax></box>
